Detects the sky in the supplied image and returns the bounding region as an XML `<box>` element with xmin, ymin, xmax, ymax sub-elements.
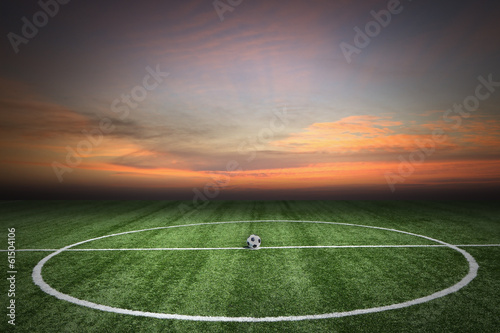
<box><xmin>1</xmin><ymin>0</ymin><xmax>499</xmax><ymax>200</ymax></box>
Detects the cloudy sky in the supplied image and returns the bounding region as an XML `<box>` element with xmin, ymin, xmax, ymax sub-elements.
<box><xmin>1</xmin><ymin>0</ymin><xmax>499</xmax><ymax>199</ymax></box>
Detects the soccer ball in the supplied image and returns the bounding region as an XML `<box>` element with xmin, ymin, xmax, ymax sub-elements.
<box><xmin>247</xmin><ymin>234</ymin><xmax>261</xmax><ymax>249</ymax></box>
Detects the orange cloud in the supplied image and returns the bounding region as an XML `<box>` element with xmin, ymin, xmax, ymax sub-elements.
<box><xmin>272</xmin><ymin>115</ymin><xmax>414</xmax><ymax>153</ymax></box>
<box><xmin>206</xmin><ymin>159</ymin><xmax>500</xmax><ymax>191</ymax></box>
<box><xmin>272</xmin><ymin>114</ymin><xmax>500</xmax><ymax>156</ymax></box>
<box><xmin>419</xmin><ymin>114</ymin><xmax>500</xmax><ymax>150</ymax></box>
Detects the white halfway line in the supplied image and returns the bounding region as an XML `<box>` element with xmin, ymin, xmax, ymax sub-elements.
<box><xmin>4</xmin><ymin>243</ymin><xmax>500</xmax><ymax>252</ymax></box>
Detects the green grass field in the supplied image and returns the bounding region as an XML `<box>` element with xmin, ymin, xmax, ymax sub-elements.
<box><xmin>1</xmin><ymin>200</ymin><xmax>499</xmax><ymax>332</ymax></box>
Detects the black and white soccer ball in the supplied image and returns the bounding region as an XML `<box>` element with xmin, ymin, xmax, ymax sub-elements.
<box><xmin>247</xmin><ymin>234</ymin><xmax>261</xmax><ymax>249</ymax></box>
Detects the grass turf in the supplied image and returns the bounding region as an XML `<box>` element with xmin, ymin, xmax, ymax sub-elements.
<box><xmin>0</xmin><ymin>200</ymin><xmax>499</xmax><ymax>332</ymax></box>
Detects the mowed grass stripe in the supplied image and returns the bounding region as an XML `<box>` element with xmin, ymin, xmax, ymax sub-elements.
<box><xmin>242</xmin><ymin>220</ymin><xmax>326</xmax><ymax>317</ymax></box>
<box><xmin>43</xmin><ymin>251</ymin><xmax>209</xmax><ymax>311</ymax></box>
<box><xmin>298</xmin><ymin>247</ymin><xmax>469</xmax><ymax>311</ymax></box>
<box><xmin>1</xmin><ymin>201</ymin><xmax>183</xmax><ymax>249</ymax></box>
<box><xmin>175</xmin><ymin>251</ymin><xmax>243</xmax><ymax>316</ymax></box>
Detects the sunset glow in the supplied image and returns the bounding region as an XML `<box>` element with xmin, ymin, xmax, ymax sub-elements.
<box><xmin>1</xmin><ymin>0</ymin><xmax>499</xmax><ymax>199</ymax></box>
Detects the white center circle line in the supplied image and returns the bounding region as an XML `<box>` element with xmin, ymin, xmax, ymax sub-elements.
<box><xmin>32</xmin><ymin>220</ymin><xmax>479</xmax><ymax>322</ymax></box>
